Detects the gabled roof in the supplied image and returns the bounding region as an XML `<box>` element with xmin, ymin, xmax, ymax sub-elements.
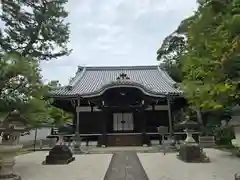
<box><xmin>50</xmin><ymin>65</ymin><xmax>182</xmax><ymax>98</ymax></box>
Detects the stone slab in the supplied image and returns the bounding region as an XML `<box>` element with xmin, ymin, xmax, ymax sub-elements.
<box><xmin>138</xmin><ymin>148</ymin><xmax>240</xmax><ymax>180</ymax></box>
<box><xmin>14</xmin><ymin>151</ymin><xmax>112</xmax><ymax>180</ymax></box>
<box><xmin>104</xmin><ymin>152</ymin><xmax>149</xmax><ymax>180</ymax></box>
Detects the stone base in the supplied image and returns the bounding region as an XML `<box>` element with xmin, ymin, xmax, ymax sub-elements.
<box><xmin>0</xmin><ymin>173</ymin><xmax>21</xmax><ymax>180</ymax></box>
<box><xmin>178</xmin><ymin>144</ymin><xmax>201</xmax><ymax>162</ymax></box>
<box><xmin>177</xmin><ymin>143</ymin><xmax>210</xmax><ymax>163</ymax></box>
<box><xmin>43</xmin><ymin>145</ymin><xmax>75</xmax><ymax>165</ymax></box>
<box><xmin>73</xmin><ymin>146</ymin><xmax>83</xmax><ymax>154</ymax></box>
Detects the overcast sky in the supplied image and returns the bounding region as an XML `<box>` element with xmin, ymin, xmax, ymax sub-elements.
<box><xmin>41</xmin><ymin>0</ymin><xmax>198</xmax><ymax>85</ymax></box>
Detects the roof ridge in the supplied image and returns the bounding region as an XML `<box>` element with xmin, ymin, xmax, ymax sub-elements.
<box><xmin>83</xmin><ymin>65</ymin><xmax>159</xmax><ymax>70</ymax></box>
<box><xmin>69</xmin><ymin>67</ymin><xmax>87</xmax><ymax>86</ymax></box>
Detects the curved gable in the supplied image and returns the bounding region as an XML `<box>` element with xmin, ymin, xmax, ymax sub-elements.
<box><xmin>50</xmin><ymin>65</ymin><xmax>182</xmax><ymax>98</ymax></box>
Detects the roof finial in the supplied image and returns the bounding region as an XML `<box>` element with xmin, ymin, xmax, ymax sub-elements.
<box><xmin>116</xmin><ymin>73</ymin><xmax>130</xmax><ymax>80</ymax></box>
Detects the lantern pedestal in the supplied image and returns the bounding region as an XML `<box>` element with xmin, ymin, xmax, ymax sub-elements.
<box><xmin>178</xmin><ymin>129</ymin><xmax>209</xmax><ymax>162</ymax></box>
<box><xmin>72</xmin><ymin>134</ymin><xmax>83</xmax><ymax>154</ymax></box>
<box><xmin>0</xmin><ymin>144</ymin><xmax>23</xmax><ymax>180</ymax></box>
<box><xmin>184</xmin><ymin>129</ymin><xmax>197</xmax><ymax>144</ymax></box>
<box><xmin>43</xmin><ymin>135</ymin><xmax>75</xmax><ymax>165</ymax></box>
<box><xmin>43</xmin><ymin>145</ymin><xmax>75</xmax><ymax>165</ymax></box>
<box><xmin>233</xmin><ymin>126</ymin><xmax>240</xmax><ymax>147</ymax></box>
<box><xmin>0</xmin><ymin>110</ymin><xmax>30</xmax><ymax>180</ymax></box>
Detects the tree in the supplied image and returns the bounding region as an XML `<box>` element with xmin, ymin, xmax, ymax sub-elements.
<box><xmin>157</xmin><ymin>0</ymin><xmax>240</xmax><ymax>126</ymax></box>
<box><xmin>157</xmin><ymin>16</ymin><xmax>195</xmax><ymax>82</ymax></box>
<box><xmin>182</xmin><ymin>0</ymin><xmax>240</xmax><ymax>111</ymax></box>
<box><xmin>45</xmin><ymin>80</ymin><xmax>73</xmax><ymax>126</ymax></box>
<box><xmin>0</xmin><ymin>0</ymin><xmax>72</xmax><ymax>126</ymax></box>
<box><xmin>0</xmin><ymin>52</ymin><xmax>49</xmax><ymax>125</ymax></box>
<box><xmin>0</xmin><ymin>57</ymin><xmax>73</xmax><ymax>127</ymax></box>
<box><xmin>0</xmin><ymin>0</ymin><xmax>71</xmax><ymax>60</ymax></box>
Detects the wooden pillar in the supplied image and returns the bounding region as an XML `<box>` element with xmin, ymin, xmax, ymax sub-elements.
<box><xmin>98</xmin><ymin>101</ymin><xmax>107</xmax><ymax>147</ymax></box>
<box><xmin>102</xmin><ymin>108</ymin><xmax>107</xmax><ymax>145</ymax></box>
<box><xmin>76</xmin><ymin>99</ymin><xmax>80</xmax><ymax>135</ymax></box>
<box><xmin>167</xmin><ymin>96</ymin><xmax>173</xmax><ymax>136</ymax></box>
<box><xmin>141</xmin><ymin>100</ymin><xmax>150</xmax><ymax>146</ymax></box>
<box><xmin>74</xmin><ymin>98</ymin><xmax>82</xmax><ymax>153</ymax></box>
<box><xmin>141</xmin><ymin>100</ymin><xmax>146</xmax><ymax>133</ymax></box>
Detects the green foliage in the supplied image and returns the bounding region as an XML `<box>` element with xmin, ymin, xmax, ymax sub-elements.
<box><xmin>45</xmin><ymin>80</ymin><xmax>73</xmax><ymax>126</ymax></box>
<box><xmin>0</xmin><ymin>0</ymin><xmax>72</xmax><ymax>127</ymax></box>
<box><xmin>158</xmin><ymin>0</ymin><xmax>240</xmax><ymax>111</ymax></box>
<box><xmin>214</xmin><ymin>126</ymin><xmax>235</xmax><ymax>146</ymax></box>
<box><xmin>157</xmin><ymin>16</ymin><xmax>195</xmax><ymax>82</ymax></box>
<box><xmin>182</xmin><ymin>0</ymin><xmax>240</xmax><ymax>111</ymax></box>
<box><xmin>0</xmin><ymin>0</ymin><xmax>71</xmax><ymax>60</ymax></box>
<box><xmin>0</xmin><ymin>52</ymin><xmax>50</xmax><ymax>126</ymax></box>
<box><xmin>0</xmin><ymin>52</ymin><xmax>42</xmax><ymax>111</ymax></box>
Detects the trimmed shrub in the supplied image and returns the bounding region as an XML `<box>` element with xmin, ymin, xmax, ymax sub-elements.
<box><xmin>214</xmin><ymin>126</ymin><xmax>235</xmax><ymax>146</ymax></box>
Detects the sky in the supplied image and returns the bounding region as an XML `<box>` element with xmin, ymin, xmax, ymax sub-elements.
<box><xmin>41</xmin><ymin>0</ymin><xmax>197</xmax><ymax>85</ymax></box>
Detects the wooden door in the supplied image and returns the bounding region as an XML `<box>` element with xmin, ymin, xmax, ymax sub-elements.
<box><xmin>113</xmin><ymin>113</ymin><xmax>134</xmax><ymax>132</ymax></box>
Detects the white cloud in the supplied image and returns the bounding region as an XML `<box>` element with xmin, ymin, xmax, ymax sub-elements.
<box><xmin>41</xmin><ymin>0</ymin><xmax>198</xmax><ymax>85</ymax></box>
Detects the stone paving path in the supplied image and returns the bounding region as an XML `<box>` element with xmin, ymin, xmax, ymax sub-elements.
<box><xmin>104</xmin><ymin>152</ymin><xmax>149</xmax><ymax>180</ymax></box>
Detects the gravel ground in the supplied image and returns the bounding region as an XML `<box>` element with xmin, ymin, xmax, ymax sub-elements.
<box><xmin>138</xmin><ymin>148</ymin><xmax>240</xmax><ymax>180</ymax></box>
<box><xmin>14</xmin><ymin>151</ymin><xmax>112</xmax><ymax>180</ymax></box>
<box><xmin>13</xmin><ymin>148</ymin><xmax>240</xmax><ymax>180</ymax></box>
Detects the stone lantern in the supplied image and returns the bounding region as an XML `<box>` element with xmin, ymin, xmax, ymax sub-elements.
<box><xmin>0</xmin><ymin>110</ymin><xmax>29</xmax><ymax>180</ymax></box>
<box><xmin>176</xmin><ymin>119</ymin><xmax>199</xmax><ymax>144</ymax></box>
<box><xmin>43</xmin><ymin>124</ymin><xmax>75</xmax><ymax>165</ymax></box>
<box><xmin>229</xmin><ymin>105</ymin><xmax>240</xmax><ymax>147</ymax></box>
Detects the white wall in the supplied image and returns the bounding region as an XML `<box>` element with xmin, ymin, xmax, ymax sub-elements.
<box><xmin>19</xmin><ymin>127</ymin><xmax>51</xmax><ymax>143</ymax></box>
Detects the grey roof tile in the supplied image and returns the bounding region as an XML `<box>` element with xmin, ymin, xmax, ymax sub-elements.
<box><xmin>50</xmin><ymin>65</ymin><xmax>182</xmax><ymax>97</ymax></box>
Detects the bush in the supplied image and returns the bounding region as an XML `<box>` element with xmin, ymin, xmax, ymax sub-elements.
<box><xmin>214</xmin><ymin>126</ymin><xmax>235</xmax><ymax>146</ymax></box>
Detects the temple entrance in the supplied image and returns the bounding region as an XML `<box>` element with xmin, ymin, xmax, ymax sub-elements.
<box><xmin>108</xmin><ymin>112</ymin><xmax>141</xmax><ymax>146</ymax></box>
<box><xmin>113</xmin><ymin>113</ymin><xmax>134</xmax><ymax>132</ymax></box>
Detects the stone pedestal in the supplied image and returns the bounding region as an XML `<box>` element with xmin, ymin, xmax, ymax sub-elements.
<box><xmin>72</xmin><ymin>135</ymin><xmax>82</xmax><ymax>154</ymax></box>
<box><xmin>178</xmin><ymin>144</ymin><xmax>201</xmax><ymax>162</ymax></box>
<box><xmin>235</xmin><ymin>173</ymin><xmax>240</xmax><ymax>180</ymax></box>
<box><xmin>0</xmin><ymin>158</ymin><xmax>20</xmax><ymax>180</ymax></box>
<box><xmin>43</xmin><ymin>145</ymin><xmax>75</xmax><ymax>165</ymax></box>
<box><xmin>0</xmin><ymin>144</ymin><xmax>23</xmax><ymax>180</ymax></box>
<box><xmin>0</xmin><ymin>109</ymin><xmax>30</xmax><ymax>180</ymax></box>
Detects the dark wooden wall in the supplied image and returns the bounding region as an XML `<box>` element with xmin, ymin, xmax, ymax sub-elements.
<box><xmin>73</xmin><ymin>110</ymin><xmax>169</xmax><ymax>134</ymax></box>
<box><xmin>145</xmin><ymin>111</ymin><xmax>169</xmax><ymax>133</ymax></box>
<box><xmin>73</xmin><ymin>112</ymin><xmax>104</xmax><ymax>134</ymax></box>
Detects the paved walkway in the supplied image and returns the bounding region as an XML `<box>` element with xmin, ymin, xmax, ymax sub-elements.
<box><xmin>104</xmin><ymin>152</ymin><xmax>149</xmax><ymax>180</ymax></box>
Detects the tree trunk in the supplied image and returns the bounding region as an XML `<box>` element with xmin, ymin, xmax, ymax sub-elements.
<box><xmin>196</xmin><ymin>109</ymin><xmax>204</xmax><ymax>132</ymax></box>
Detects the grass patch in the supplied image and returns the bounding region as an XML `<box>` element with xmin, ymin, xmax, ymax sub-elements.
<box><xmin>215</xmin><ymin>145</ymin><xmax>240</xmax><ymax>157</ymax></box>
<box><xmin>16</xmin><ymin>149</ymin><xmax>33</xmax><ymax>156</ymax></box>
<box><xmin>215</xmin><ymin>145</ymin><xmax>237</xmax><ymax>151</ymax></box>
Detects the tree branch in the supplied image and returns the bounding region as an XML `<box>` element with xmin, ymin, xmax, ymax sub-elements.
<box><xmin>22</xmin><ymin>1</ymin><xmax>47</xmax><ymax>57</ymax></box>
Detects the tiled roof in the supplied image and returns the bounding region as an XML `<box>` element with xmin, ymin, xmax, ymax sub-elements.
<box><xmin>50</xmin><ymin>65</ymin><xmax>182</xmax><ymax>98</ymax></box>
